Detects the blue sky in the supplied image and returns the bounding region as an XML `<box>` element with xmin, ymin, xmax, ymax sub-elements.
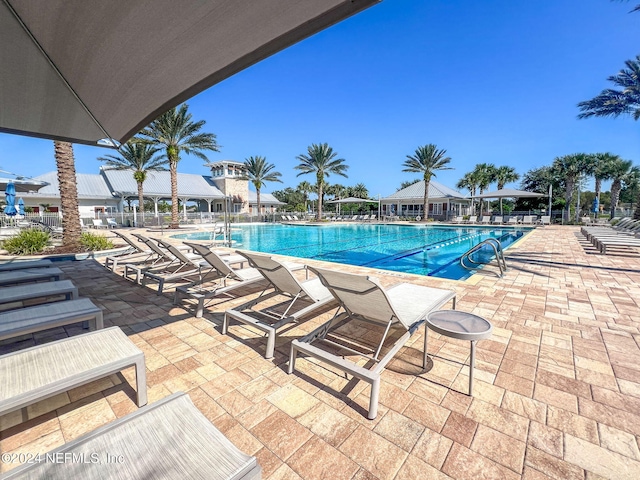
<box><xmin>1</xmin><ymin>0</ymin><xmax>638</xmax><ymax>197</ymax></box>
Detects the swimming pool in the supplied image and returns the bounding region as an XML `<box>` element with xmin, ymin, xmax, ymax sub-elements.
<box><xmin>172</xmin><ymin>224</ymin><xmax>529</xmax><ymax>280</ymax></box>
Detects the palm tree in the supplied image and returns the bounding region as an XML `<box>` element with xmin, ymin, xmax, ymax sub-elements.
<box><xmin>456</xmin><ymin>171</ymin><xmax>480</xmax><ymax>216</ymax></box>
<box><xmin>241</xmin><ymin>156</ymin><xmax>282</xmax><ymax>221</ymax></box>
<box><xmin>54</xmin><ymin>141</ymin><xmax>82</xmax><ymax>249</ymax></box>
<box><xmin>589</xmin><ymin>153</ymin><xmax>619</xmax><ymax>204</ymax></box>
<box><xmin>471</xmin><ymin>163</ymin><xmax>496</xmax><ymax>217</ymax></box>
<box><xmin>140</xmin><ymin>104</ymin><xmax>219</xmax><ymax>228</ymax></box>
<box><xmin>608</xmin><ymin>159</ymin><xmax>637</xmax><ymax>219</ymax></box>
<box><xmin>98</xmin><ymin>140</ymin><xmax>166</xmax><ymax>226</ymax></box>
<box><xmin>297</xmin><ymin>181</ymin><xmax>313</xmax><ymax>213</ymax></box>
<box><xmin>402</xmin><ymin>144</ymin><xmax>452</xmax><ymax>222</ymax></box>
<box><xmin>295</xmin><ymin>143</ymin><xmax>348</xmax><ymax>221</ymax></box>
<box><xmin>552</xmin><ymin>154</ymin><xmax>591</xmax><ymax>222</ymax></box>
<box><xmin>351</xmin><ymin>183</ymin><xmax>369</xmax><ymax>199</ymax></box>
<box><xmin>494</xmin><ymin>165</ymin><xmax>520</xmax><ymax>214</ymax></box>
<box><xmin>577</xmin><ymin>55</ymin><xmax>640</xmax><ymax>121</ymax></box>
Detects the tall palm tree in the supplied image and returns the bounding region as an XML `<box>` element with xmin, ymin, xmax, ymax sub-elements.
<box><xmin>295</xmin><ymin>143</ymin><xmax>348</xmax><ymax>221</ymax></box>
<box><xmin>590</xmin><ymin>153</ymin><xmax>619</xmax><ymax>203</ymax></box>
<box><xmin>608</xmin><ymin>159</ymin><xmax>637</xmax><ymax>219</ymax></box>
<box><xmin>297</xmin><ymin>181</ymin><xmax>314</xmax><ymax>213</ymax></box>
<box><xmin>577</xmin><ymin>55</ymin><xmax>640</xmax><ymax>121</ymax></box>
<box><xmin>140</xmin><ymin>104</ymin><xmax>219</xmax><ymax>228</ymax></box>
<box><xmin>54</xmin><ymin>141</ymin><xmax>82</xmax><ymax>249</ymax></box>
<box><xmin>98</xmin><ymin>141</ymin><xmax>166</xmax><ymax>226</ymax></box>
<box><xmin>241</xmin><ymin>156</ymin><xmax>282</xmax><ymax>221</ymax></box>
<box><xmin>494</xmin><ymin>165</ymin><xmax>520</xmax><ymax>215</ymax></box>
<box><xmin>456</xmin><ymin>171</ymin><xmax>480</xmax><ymax>216</ymax></box>
<box><xmin>552</xmin><ymin>154</ymin><xmax>591</xmax><ymax>222</ymax></box>
<box><xmin>402</xmin><ymin>144</ymin><xmax>452</xmax><ymax>222</ymax></box>
<box><xmin>471</xmin><ymin>163</ymin><xmax>496</xmax><ymax>217</ymax></box>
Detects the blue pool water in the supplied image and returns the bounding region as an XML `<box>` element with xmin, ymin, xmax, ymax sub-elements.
<box><xmin>172</xmin><ymin>224</ymin><xmax>529</xmax><ymax>280</ymax></box>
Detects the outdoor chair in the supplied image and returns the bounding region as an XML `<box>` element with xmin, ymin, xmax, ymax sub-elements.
<box><xmin>105</xmin><ymin>231</ymin><xmax>159</xmax><ymax>273</ymax></box>
<box><xmin>106</xmin><ymin>217</ymin><xmax>118</xmax><ymax>228</ymax></box>
<box><xmin>224</xmin><ymin>250</ymin><xmax>335</xmax><ymax>359</ymax></box>
<box><xmin>506</xmin><ymin>216</ymin><xmax>518</xmax><ymax>225</ymax></box>
<box><xmin>521</xmin><ymin>215</ymin><xmax>536</xmax><ymax>225</ymax></box>
<box><xmin>2</xmin><ymin>392</ymin><xmax>260</xmax><ymax>480</ymax></box>
<box><xmin>0</xmin><ymin>267</ymin><xmax>63</xmax><ymax>287</ymax></box>
<box><xmin>538</xmin><ymin>216</ymin><xmax>551</xmax><ymax>226</ymax></box>
<box><xmin>174</xmin><ymin>242</ymin><xmax>273</xmax><ymax>317</ymax></box>
<box><xmin>0</xmin><ymin>327</ymin><xmax>146</xmax><ymax>419</ymax></box>
<box><xmin>466</xmin><ymin>215</ymin><xmax>477</xmax><ymax>224</ymax></box>
<box><xmin>491</xmin><ymin>215</ymin><xmax>503</xmax><ymax>224</ymax></box>
<box><xmin>91</xmin><ymin>218</ymin><xmax>108</xmax><ymax>229</ymax></box>
<box><xmin>478</xmin><ymin>216</ymin><xmax>490</xmax><ymax>224</ymax></box>
<box><xmin>0</xmin><ymin>259</ymin><xmax>52</xmax><ymax>272</ymax></box>
<box><xmin>288</xmin><ymin>266</ymin><xmax>456</xmax><ymax>419</ymax></box>
<box><xmin>451</xmin><ymin>216</ymin><xmax>464</xmax><ymax>224</ymax></box>
<box><xmin>0</xmin><ymin>279</ymin><xmax>77</xmax><ymax>312</ymax></box>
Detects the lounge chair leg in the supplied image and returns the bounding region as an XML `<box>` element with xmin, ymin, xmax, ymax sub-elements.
<box><xmin>135</xmin><ymin>358</ymin><xmax>148</xmax><ymax>407</ymax></box>
<box><xmin>423</xmin><ymin>324</ymin><xmax>429</xmax><ymax>370</ymax></box>
<box><xmin>368</xmin><ymin>378</ymin><xmax>380</xmax><ymax>420</ymax></box>
<box><xmin>95</xmin><ymin>311</ymin><xmax>104</xmax><ymax>330</ymax></box>
<box><xmin>265</xmin><ymin>331</ymin><xmax>275</xmax><ymax>359</ymax></box>
<box><xmin>287</xmin><ymin>344</ymin><xmax>297</xmax><ymax>374</ymax></box>
<box><xmin>222</xmin><ymin>313</ymin><xmax>229</xmax><ymax>334</ymax></box>
<box><xmin>196</xmin><ymin>299</ymin><xmax>204</xmax><ymax>318</ymax></box>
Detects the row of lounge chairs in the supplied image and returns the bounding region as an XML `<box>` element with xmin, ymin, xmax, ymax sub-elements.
<box><xmin>106</xmin><ymin>232</ymin><xmax>459</xmax><ymax>419</ymax></box>
<box><xmin>580</xmin><ymin>217</ymin><xmax>640</xmax><ymax>254</ymax></box>
<box><xmin>0</xmin><ymin>256</ymin><xmax>261</xmax><ymax>479</ymax></box>
<box><xmin>450</xmin><ymin>215</ymin><xmax>547</xmax><ymax>225</ymax></box>
<box><xmin>328</xmin><ymin>214</ymin><xmax>376</xmax><ymax>222</ymax></box>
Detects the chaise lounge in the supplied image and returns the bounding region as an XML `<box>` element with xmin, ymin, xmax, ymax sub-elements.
<box><xmin>288</xmin><ymin>266</ymin><xmax>456</xmax><ymax>419</ymax></box>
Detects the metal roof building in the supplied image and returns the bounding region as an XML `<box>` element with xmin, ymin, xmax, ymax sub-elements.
<box><xmin>381</xmin><ymin>180</ymin><xmax>470</xmax><ymax>220</ymax></box>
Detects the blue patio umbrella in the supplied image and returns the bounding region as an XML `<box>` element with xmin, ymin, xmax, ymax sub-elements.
<box><xmin>18</xmin><ymin>197</ymin><xmax>25</xmax><ymax>216</ymax></box>
<box><xmin>592</xmin><ymin>197</ymin><xmax>599</xmax><ymax>214</ymax></box>
<box><xmin>4</xmin><ymin>182</ymin><xmax>17</xmax><ymax>216</ymax></box>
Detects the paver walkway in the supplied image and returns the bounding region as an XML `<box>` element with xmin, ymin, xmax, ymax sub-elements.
<box><xmin>1</xmin><ymin>225</ymin><xmax>639</xmax><ymax>479</ymax></box>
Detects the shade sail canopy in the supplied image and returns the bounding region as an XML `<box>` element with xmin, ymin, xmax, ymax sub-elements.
<box><xmin>474</xmin><ymin>188</ymin><xmax>546</xmax><ymax>199</ymax></box>
<box><xmin>0</xmin><ymin>0</ymin><xmax>379</xmax><ymax>146</ymax></box>
<box><xmin>326</xmin><ymin>197</ymin><xmax>380</xmax><ymax>204</ymax></box>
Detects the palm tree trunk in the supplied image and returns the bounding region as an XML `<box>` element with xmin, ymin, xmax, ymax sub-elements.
<box><xmin>169</xmin><ymin>157</ymin><xmax>179</xmax><ymax>228</ymax></box>
<box><xmin>137</xmin><ymin>182</ymin><xmax>145</xmax><ymax>227</ymax></box>
<box><xmin>257</xmin><ymin>189</ymin><xmax>261</xmax><ymax>222</ymax></box>
<box><xmin>564</xmin><ymin>178</ymin><xmax>575</xmax><ymax>222</ymax></box>
<box><xmin>54</xmin><ymin>141</ymin><xmax>82</xmax><ymax>249</ymax></box>
<box><xmin>610</xmin><ymin>180</ymin><xmax>621</xmax><ymax>219</ymax></box>
<box><xmin>423</xmin><ymin>181</ymin><xmax>429</xmax><ymax>222</ymax></box>
<box><xmin>316</xmin><ymin>173</ymin><xmax>323</xmax><ymax>221</ymax></box>
<box><xmin>594</xmin><ymin>177</ymin><xmax>602</xmax><ymax>201</ymax></box>
<box><xmin>479</xmin><ymin>189</ymin><xmax>484</xmax><ymax>217</ymax></box>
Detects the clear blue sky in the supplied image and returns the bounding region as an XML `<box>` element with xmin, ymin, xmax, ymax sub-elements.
<box><xmin>1</xmin><ymin>0</ymin><xmax>638</xmax><ymax>197</ymax></box>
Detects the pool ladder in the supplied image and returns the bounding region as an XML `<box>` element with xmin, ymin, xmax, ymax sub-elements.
<box><xmin>460</xmin><ymin>238</ymin><xmax>507</xmax><ymax>277</ymax></box>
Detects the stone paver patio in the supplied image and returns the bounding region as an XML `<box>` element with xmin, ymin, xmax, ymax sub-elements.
<box><xmin>1</xmin><ymin>225</ymin><xmax>640</xmax><ymax>479</ymax></box>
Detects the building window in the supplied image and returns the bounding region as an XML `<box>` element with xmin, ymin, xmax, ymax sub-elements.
<box><xmin>432</xmin><ymin>203</ymin><xmax>443</xmax><ymax>215</ymax></box>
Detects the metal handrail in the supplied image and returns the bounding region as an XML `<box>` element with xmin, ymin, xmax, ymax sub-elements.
<box><xmin>460</xmin><ymin>238</ymin><xmax>507</xmax><ymax>277</ymax></box>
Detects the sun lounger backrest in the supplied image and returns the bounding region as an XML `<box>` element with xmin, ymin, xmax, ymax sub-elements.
<box><xmin>133</xmin><ymin>235</ymin><xmax>174</xmax><ymax>261</ymax></box>
<box><xmin>237</xmin><ymin>250</ymin><xmax>307</xmax><ymax>297</ymax></box>
<box><xmin>160</xmin><ymin>241</ymin><xmax>196</xmax><ymax>266</ymax></box>
<box><xmin>113</xmin><ymin>231</ymin><xmax>144</xmax><ymax>252</ymax></box>
<box><xmin>184</xmin><ymin>243</ymin><xmax>237</xmax><ymax>278</ymax></box>
<box><xmin>309</xmin><ymin>266</ymin><xmax>407</xmax><ymax>328</ymax></box>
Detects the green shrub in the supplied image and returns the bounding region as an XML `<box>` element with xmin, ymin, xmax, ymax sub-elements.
<box><xmin>1</xmin><ymin>229</ymin><xmax>50</xmax><ymax>255</ymax></box>
<box><xmin>80</xmin><ymin>232</ymin><xmax>114</xmax><ymax>251</ymax></box>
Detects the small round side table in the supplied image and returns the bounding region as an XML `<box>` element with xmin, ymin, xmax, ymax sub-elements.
<box><xmin>425</xmin><ymin>310</ymin><xmax>493</xmax><ymax>396</ymax></box>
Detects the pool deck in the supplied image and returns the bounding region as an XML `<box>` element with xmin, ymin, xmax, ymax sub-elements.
<box><xmin>1</xmin><ymin>225</ymin><xmax>640</xmax><ymax>479</ymax></box>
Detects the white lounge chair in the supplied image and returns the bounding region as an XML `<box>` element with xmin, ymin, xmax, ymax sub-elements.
<box><xmin>91</xmin><ymin>218</ymin><xmax>108</xmax><ymax>229</ymax></box>
<box><xmin>466</xmin><ymin>215</ymin><xmax>477</xmax><ymax>224</ymax></box>
<box><xmin>106</xmin><ymin>217</ymin><xmax>118</xmax><ymax>228</ymax></box>
<box><xmin>224</xmin><ymin>251</ymin><xmax>336</xmax><ymax>359</ymax></box>
<box><xmin>288</xmin><ymin>267</ymin><xmax>456</xmax><ymax>419</ymax></box>
<box><xmin>521</xmin><ymin>215</ymin><xmax>536</xmax><ymax>225</ymax></box>
<box><xmin>491</xmin><ymin>215</ymin><xmax>503</xmax><ymax>225</ymax></box>
<box><xmin>479</xmin><ymin>216</ymin><xmax>490</xmax><ymax>224</ymax></box>
<box><xmin>0</xmin><ymin>267</ymin><xmax>63</xmax><ymax>287</ymax></box>
<box><xmin>506</xmin><ymin>216</ymin><xmax>518</xmax><ymax>225</ymax></box>
<box><xmin>0</xmin><ymin>327</ymin><xmax>146</xmax><ymax>418</ymax></box>
<box><xmin>174</xmin><ymin>243</ymin><xmax>271</xmax><ymax>318</ymax></box>
<box><xmin>0</xmin><ymin>298</ymin><xmax>103</xmax><ymax>342</ymax></box>
<box><xmin>2</xmin><ymin>392</ymin><xmax>260</xmax><ymax>480</ymax></box>
<box><xmin>538</xmin><ymin>216</ymin><xmax>551</xmax><ymax>226</ymax></box>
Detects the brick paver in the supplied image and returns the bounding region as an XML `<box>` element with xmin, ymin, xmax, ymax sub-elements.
<box><xmin>1</xmin><ymin>225</ymin><xmax>639</xmax><ymax>478</ymax></box>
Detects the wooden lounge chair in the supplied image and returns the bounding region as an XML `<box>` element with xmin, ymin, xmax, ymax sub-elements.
<box><xmin>0</xmin><ymin>297</ymin><xmax>103</xmax><ymax>342</ymax></box>
<box><xmin>224</xmin><ymin>251</ymin><xmax>336</xmax><ymax>359</ymax></box>
<box><xmin>288</xmin><ymin>267</ymin><xmax>456</xmax><ymax>419</ymax></box>
<box><xmin>174</xmin><ymin>243</ymin><xmax>269</xmax><ymax>318</ymax></box>
<box><xmin>0</xmin><ymin>280</ymin><xmax>78</xmax><ymax>312</ymax></box>
<box><xmin>2</xmin><ymin>392</ymin><xmax>260</xmax><ymax>480</ymax></box>
<box><xmin>0</xmin><ymin>267</ymin><xmax>62</xmax><ymax>287</ymax></box>
<box><xmin>0</xmin><ymin>327</ymin><xmax>146</xmax><ymax>420</ymax></box>
<box><xmin>0</xmin><ymin>259</ymin><xmax>53</xmax><ymax>272</ymax></box>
